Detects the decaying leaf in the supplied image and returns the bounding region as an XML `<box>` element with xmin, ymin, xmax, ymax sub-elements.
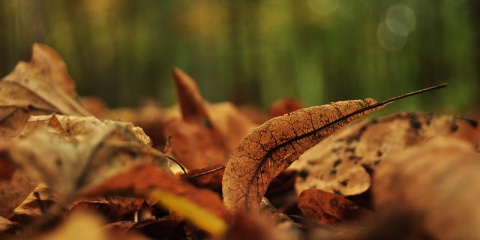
<box><xmin>298</xmin><ymin>189</ymin><xmax>371</xmax><ymax>226</ymax></box>
<box><xmin>0</xmin><ymin>43</ymin><xmax>90</xmax><ymax>140</ymax></box>
<box><xmin>222</xmin><ymin>98</ymin><xmax>385</xmax><ymax>212</ymax></box>
<box><xmin>292</xmin><ymin>112</ymin><xmax>476</xmax><ymax>196</ymax></box>
<box><xmin>0</xmin><ymin>114</ymin><xmax>166</xmax><ymax>197</ymax></box>
<box><xmin>165</xmin><ymin>68</ymin><xmax>256</xmax><ymax>170</ymax></box>
<box><xmin>222</xmin><ymin>84</ymin><xmax>446</xmax><ymax>212</ymax></box>
<box><xmin>372</xmin><ymin>136</ymin><xmax>480</xmax><ymax>239</ymax></box>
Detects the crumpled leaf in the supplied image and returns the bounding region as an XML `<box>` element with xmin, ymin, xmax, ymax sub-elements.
<box><xmin>298</xmin><ymin>189</ymin><xmax>371</xmax><ymax>226</ymax></box>
<box><xmin>222</xmin><ymin>85</ymin><xmax>446</xmax><ymax>212</ymax></box>
<box><xmin>0</xmin><ymin>43</ymin><xmax>90</xmax><ymax>140</ymax></box>
<box><xmin>165</xmin><ymin>68</ymin><xmax>256</xmax><ymax>170</ymax></box>
<box><xmin>292</xmin><ymin>113</ymin><xmax>476</xmax><ymax>196</ymax></box>
<box><xmin>372</xmin><ymin>136</ymin><xmax>480</xmax><ymax>239</ymax></box>
<box><xmin>0</xmin><ymin>114</ymin><xmax>166</xmax><ymax>196</ymax></box>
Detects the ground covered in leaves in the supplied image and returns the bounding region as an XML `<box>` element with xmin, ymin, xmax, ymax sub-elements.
<box><xmin>1</xmin><ymin>44</ymin><xmax>479</xmax><ymax>239</ymax></box>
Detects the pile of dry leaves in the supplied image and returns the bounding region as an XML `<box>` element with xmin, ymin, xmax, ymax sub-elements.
<box><xmin>0</xmin><ymin>44</ymin><xmax>479</xmax><ymax>240</ymax></box>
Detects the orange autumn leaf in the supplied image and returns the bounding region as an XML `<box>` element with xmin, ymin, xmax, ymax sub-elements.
<box><xmin>165</xmin><ymin>68</ymin><xmax>256</xmax><ymax>170</ymax></box>
<box><xmin>222</xmin><ymin>84</ymin><xmax>447</xmax><ymax>212</ymax></box>
<box><xmin>80</xmin><ymin>163</ymin><xmax>230</xmax><ymax>224</ymax></box>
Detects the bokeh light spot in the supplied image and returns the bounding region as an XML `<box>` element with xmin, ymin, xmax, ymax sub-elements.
<box><xmin>386</xmin><ymin>4</ymin><xmax>416</xmax><ymax>35</ymax></box>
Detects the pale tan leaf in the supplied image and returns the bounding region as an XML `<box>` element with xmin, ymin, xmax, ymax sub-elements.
<box><xmin>292</xmin><ymin>113</ymin><xmax>474</xmax><ymax>196</ymax></box>
<box><xmin>0</xmin><ymin>44</ymin><xmax>90</xmax><ymax>140</ymax></box>
<box><xmin>0</xmin><ymin>114</ymin><xmax>166</xmax><ymax>196</ymax></box>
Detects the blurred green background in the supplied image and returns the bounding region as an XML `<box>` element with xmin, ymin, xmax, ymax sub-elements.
<box><xmin>0</xmin><ymin>0</ymin><xmax>478</xmax><ymax>114</ymax></box>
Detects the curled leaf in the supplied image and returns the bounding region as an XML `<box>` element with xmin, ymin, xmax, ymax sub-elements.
<box><xmin>222</xmin><ymin>84</ymin><xmax>447</xmax><ymax>212</ymax></box>
<box><xmin>223</xmin><ymin>98</ymin><xmax>384</xmax><ymax>212</ymax></box>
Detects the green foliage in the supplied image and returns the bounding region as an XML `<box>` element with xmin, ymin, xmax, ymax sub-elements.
<box><xmin>0</xmin><ymin>0</ymin><xmax>478</xmax><ymax>113</ymax></box>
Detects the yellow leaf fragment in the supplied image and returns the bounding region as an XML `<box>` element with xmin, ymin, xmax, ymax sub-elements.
<box><xmin>149</xmin><ymin>188</ymin><xmax>227</xmax><ymax>237</ymax></box>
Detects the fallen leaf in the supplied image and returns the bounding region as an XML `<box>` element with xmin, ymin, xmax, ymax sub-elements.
<box><xmin>0</xmin><ymin>114</ymin><xmax>166</xmax><ymax>197</ymax></box>
<box><xmin>150</xmin><ymin>188</ymin><xmax>227</xmax><ymax>237</ymax></box>
<box><xmin>222</xmin><ymin>84</ymin><xmax>447</xmax><ymax>212</ymax></box>
<box><xmin>80</xmin><ymin>163</ymin><xmax>231</xmax><ymax>225</ymax></box>
<box><xmin>372</xmin><ymin>136</ymin><xmax>480</xmax><ymax>239</ymax></box>
<box><xmin>165</xmin><ymin>68</ymin><xmax>256</xmax><ymax>170</ymax></box>
<box><xmin>0</xmin><ymin>43</ymin><xmax>90</xmax><ymax>140</ymax></box>
<box><xmin>292</xmin><ymin>112</ymin><xmax>475</xmax><ymax>196</ymax></box>
<box><xmin>298</xmin><ymin>189</ymin><xmax>371</xmax><ymax>226</ymax></box>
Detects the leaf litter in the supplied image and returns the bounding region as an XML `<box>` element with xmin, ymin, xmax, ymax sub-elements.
<box><xmin>1</xmin><ymin>43</ymin><xmax>479</xmax><ymax>239</ymax></box>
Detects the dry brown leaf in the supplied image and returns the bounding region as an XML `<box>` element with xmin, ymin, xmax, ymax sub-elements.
<box><xmin>0</xmin><ymin>43</ymin><xmax>90</xmax><ymax>140</ymax></box>
<box><xmin>372</xmin><ymin>136</ymin><xmax>480</xmax><ymax>239</ymax></box>
<box><xmin>298</xmin><ymin>189</ymin><xmax>371</xmax><ymax>226</ymax></box>
<box><xmin>222</xmin><ymin>98</ymin><xmax>386</xmax><ymax>213</ymax></box>
<box><xmin>222</xmin><ymin>85</ymin><xmax>447</xmax><ymax>212</ymax></box>
<box><xmin>292</xmin><ymin>113</ymin><xmax>475</xmax><ymax>196</ymax></box>
<box><xmin>165</xmin><ymin>68</ymin><xmax>256</xmax><ymax>170</ymax></box>
<box><xmin>80</xmin><ymin>163</ymin><xmax>230</xmax><ymax>223</ymax></box>
<box><xmin>0</xmin><ymin>114</ymin><xmax>166</xmax><ymax>198</ymax></box>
